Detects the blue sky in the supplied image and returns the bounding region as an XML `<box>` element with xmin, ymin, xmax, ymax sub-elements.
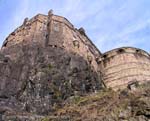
<box><xmin>0</xmin><ymin>0</ymin><xmax>150</xmax><ymax>52</ymax></box>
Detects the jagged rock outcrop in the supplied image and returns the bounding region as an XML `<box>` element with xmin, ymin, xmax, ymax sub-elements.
<box><xmin>0</xmin><ymin>42</ymin><xmax>102</xmax><ymax>116</ymax></box>
<box><xmin>1</xmin><ymin>83</ymin><xmax>150</xmax><ymax>121</ymax></box>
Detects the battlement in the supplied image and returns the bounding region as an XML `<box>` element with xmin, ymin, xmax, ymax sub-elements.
<box><xmin>51</xmin><ymin>15</ymin><xmax>74</xmax><ymax>29</ymax></box>
<box><xmin>98</xmin><ymin>47</ymin><xmax>150</xmax><ymax>62</ymax></box>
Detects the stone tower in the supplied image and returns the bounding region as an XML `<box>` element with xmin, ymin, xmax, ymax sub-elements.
<box><xmin>98</xmin><ymin>47</ymin><xmax>150</xmax><ymax>90</ymax></box>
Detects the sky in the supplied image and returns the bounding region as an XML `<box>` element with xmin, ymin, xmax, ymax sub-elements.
<box><xmin>0</xmin><ymin>0</ymin><xmax>150</xmax><ymax>53</ymax></box>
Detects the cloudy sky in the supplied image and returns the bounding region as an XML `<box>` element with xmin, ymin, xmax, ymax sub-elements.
<box><xmin>0</xmin><ymin>0</ymin><xmax>150</xmax><ymax>52</ymax></box>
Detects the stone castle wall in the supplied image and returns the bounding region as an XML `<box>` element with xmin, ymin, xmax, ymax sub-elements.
<box><xmin>1</xmin><ymin>11</ymin><xmax>101</xmax><ymax>73</ymax></box>
<box><xmin>47</xmin><ymin>14</ymin><xmax>101</xmax><ymax>71</ymax></box>
<box><xmin>98</xmin><ymin>47</ymin><xmax>150</xmax><ymax>90</ymax></box>
<box><xmin>2</xmin><ymin>14</ymin><xmax>48</xmax><ymax>47</ymax></box>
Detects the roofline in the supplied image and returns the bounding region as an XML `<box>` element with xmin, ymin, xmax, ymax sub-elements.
<box><xmin>103</xmin><ymin>46</ymin><xmax>150</xmax><ymax>56</ymax></box>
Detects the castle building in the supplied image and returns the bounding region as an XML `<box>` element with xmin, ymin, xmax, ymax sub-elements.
<box><xmin>2</xmin><ymin>10</ymin><xmax>101</xmax><ymax>74</ymax></box>
<box><xmin>2</xmin><ymin>10</ymin><xmax>150</xmax><ymax>90</ymax></box>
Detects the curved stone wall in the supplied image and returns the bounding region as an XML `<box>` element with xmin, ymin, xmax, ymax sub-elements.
<box><xmin>99</xmin><ymin>47</ymin><xmax>150</xmax><ymax>90</ymax></box>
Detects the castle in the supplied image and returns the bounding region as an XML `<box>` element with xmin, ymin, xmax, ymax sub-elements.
<box><xmin>2</xmin><ymin>10</ymin><xmax>150</xmax><ymax>91</ymax></box>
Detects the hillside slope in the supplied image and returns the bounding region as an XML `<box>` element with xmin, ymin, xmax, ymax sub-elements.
<box><xmin>1</xmin><ymin>83</ymin><xmax>150</xmax><ymax>121</ymax></box>
<box><xmin>54</xmin><ymin>83</ymin><xmax>150</xmax><ymax>121</ymax></box>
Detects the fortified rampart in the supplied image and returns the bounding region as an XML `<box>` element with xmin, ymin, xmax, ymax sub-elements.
<box><xmin>98</xmin><ymin>47</ymin><xmax>150</xmax><ymax>90</ymax></box>
<box><xmin>1</xmin><ymin>10</ymin><xmax>150</xmax><ymax>90</ymax></box>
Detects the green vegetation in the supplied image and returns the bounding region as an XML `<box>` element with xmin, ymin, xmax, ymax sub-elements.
<box><xmin>41</xmin><ymin>117</ymin><xmax>49</xmax><ymax>121</ymax></box>
<box><xmin>54</xmin><ymin>82</ymin><xmax>150</xmax><ymax>120</ymax></box>
<box><xmin>48</xmin><ymin>64</ymin><xmax>52</xmax><ymax>70</ymax></box>
<box><xmin>41</xmin><ymin>64</ymin><xmax>53</xmax><ymax>73</ymax></box>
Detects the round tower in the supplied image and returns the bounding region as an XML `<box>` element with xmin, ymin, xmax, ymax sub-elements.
<box><xmin>98</xmin><ymin>47</ymin><xmax>150</xmax><ymax>90</ymax></box>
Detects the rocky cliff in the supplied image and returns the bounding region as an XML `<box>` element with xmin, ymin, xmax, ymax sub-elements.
<box><xmin>0</xmin><ymin>41</ymin><xmax>102</xmax><ymax>116</ymax></box>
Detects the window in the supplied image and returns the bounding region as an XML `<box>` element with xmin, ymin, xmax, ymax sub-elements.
<box><xmin>118</xmin><ymin>49</ymin><xmax>125</xmax><ymax>53</ymax></box>
<box><xmin>136</xmin><ymin>49</ymin><xmax>140</xmax><ymax>53</ymax></box>
<box><xmin>103</xmin><ymin>54</ymin><xmax>107</xmax><ymax>58</ymax></box>
<box><xmin>73</xmin><ymin>40</ymin><xmax>79</xmax><ymax>48</ymax></box>
<box><xmin>53</xmin><ymin>22</ymin><xmax>59</xmax><ymax>32</ymax></box>
<box><xmin>54</xmin><ymin>26</ymin><xmax>59</xmax><ymax>32</ymax></box>
<box><xmin>87</xmin><ymin>55</ymin><xmax>92</xmax><ymax>64</ymax></box>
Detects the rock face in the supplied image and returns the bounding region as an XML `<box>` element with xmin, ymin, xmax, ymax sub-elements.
<box><xmin>1</xmin><ymin>82</ymin><xmax>150</xmax><ymax>121</ymax></box>
<box><xmin>0</xmin><ymin>42</ymin><xmax>102</xmax><ymax>115</ymax></box>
